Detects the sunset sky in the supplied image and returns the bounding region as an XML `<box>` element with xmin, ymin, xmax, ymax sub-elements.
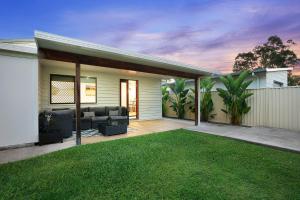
<box><xmin>1</xmin><ymin>0</ymin><xmax>299</xmax><ymax>74</ymax></box>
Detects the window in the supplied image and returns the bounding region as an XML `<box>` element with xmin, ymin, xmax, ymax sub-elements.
<box><xmin>51</xmin><ymin>75</ymin><xmax>75</xmax><ymax>104</ymax></box>
<box><xmin>273</xmin><ymin>80</ymin><xmax>283</xmax><ymax>87</ymax></box>
<box><xmin>120</xmin><ymin>79</ymin><xmax>138</xmax><ymax>119</ymax></box>
<box><xmin>50</xmin><ymin>74</ymin><xmax>97</xmax><ymax>104</ymax></box>
<box><xmin>80</xmin><ymin>77</ymin><xmax>97</xmax><ymax>103</ymax></box>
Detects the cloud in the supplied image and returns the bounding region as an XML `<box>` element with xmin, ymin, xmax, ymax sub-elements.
<box><xmin>58</xmin><ymin>8</ymin><xmax>162</xmax><ymax>45</ymax></box>
<box><xmin>56</xmin><ymin>0</ymin><xmax>300</xmax><ymax>74</ymax></box>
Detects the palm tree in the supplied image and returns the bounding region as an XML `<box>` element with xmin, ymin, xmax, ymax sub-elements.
<box><xmin>161</xmin><ymin>86</ymin><xmax>170</xmax><ymax>117</ymax></box>
<box><xmin>169</xmin><ymin>79</ymin><xmax>189</xmax><ymax>119</ymax></box>
<box><xmin>200</xmin><ymin>77</ymin><xmax>215</xmax><ymax>121</ymax></box>
<box><xmin>217</xmin><ymin>71</ymin><xmax>253</xmax><ymax>125</ymax></box>
<box><xmin>187</xmin><ymin>88</ymin><xmax>195</xmax><ymax>113</ymax></box>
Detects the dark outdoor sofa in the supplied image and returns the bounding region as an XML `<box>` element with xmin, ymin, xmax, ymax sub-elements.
<box><xmin>38</xmin><ymin>106</ymin><xmax>128</xmax><ymax>144</ymax></box>
<box><xmin>50</xmin><ymin>106</ymin><xmax>129</xmax><ymax>131</ymax></box>
<box><xmin>69</xmin><ymin>106</ymin><xmax>129</xmax><ymax>130</ymax></box>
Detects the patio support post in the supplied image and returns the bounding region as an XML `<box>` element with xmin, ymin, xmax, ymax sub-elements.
<box><xmin>75</xmin><ymin>63</ymin><xmax>81</xmax><ymax>145</ymax></box>
<box><xmin>194</xmin><ymin>77</ymin><xmax>201</xmax><ymax>125</ymax></box>
<box><xmin>195</xmin><ymin>77</ymin><xmax>199</xmax><ymax>126</ymax></box>
<box><xmin>198</xmin><ymin>77</ymin><xmax>201</xmax><ymax>125</ymax></box>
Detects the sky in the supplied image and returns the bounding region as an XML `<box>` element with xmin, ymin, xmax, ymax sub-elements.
<box><xmin>1</xmin><ymin>0</ymin><xmax>300</xmax><ymax>74</ymax></box>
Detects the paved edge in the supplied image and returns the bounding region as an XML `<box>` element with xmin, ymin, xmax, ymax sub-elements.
<box><xmin>185</xmin><ymin>128</ymin><xmax>300</xmax><ymax>154</ymax></box>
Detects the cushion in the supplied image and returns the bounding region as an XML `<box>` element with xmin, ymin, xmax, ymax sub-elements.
<box><xmin>110</xmin><ymin>115</ymin><xmax>127</xmax><ymax>120</ymax></box>
<box><xmin>109</xmin><ymin>110</ymin><xmax>119</xmax><ymax>116</ymax></box>
<box><xmin>39</xmin><ymin>111</ymin><xmax>51</xmax><ymax>132</ymax></box>
<box><xmin>80</xmin><ymin>107</ymin><xmax>89</xmax><ymax>117</ymax></box>
<box><xmin>69</xmin><ymin>109</ymin><xmax>76</xmax><ymax>118</ymax></box>
<box><xmin>89</xmin><ymin>107</ymin><xmax>106</xmax><ymax>116</ymax></box>
<box><xmin>53</xmin><ymin>109</ymin><xmax>73</xmax><ymax>115</ymax></box>
<box><xmin>105</xmin><ymin>106</ymin><xmax>120</xmax><ymax>115</ymax></box>
<box><xmin>120</xmin><ymin>107</ymin><xmax>128</xmax><ymax>116</ymax></box>
<box><xmin>44</xmin><ymin>111</ymin><xmax>53</xmax><ymax>123</ymax></box>
<box><xmin>83</xmin><ymin>112</ymin><xmax>95</xmax><ymax>118</ymax></box>
<box><xmin>92</xmin><ymin>116</ymin><xmax>109</xmax><ymax>121</ymax></box>
<box><xmin>52</xmin><ymin>108</ymin><xmax>70</xmax><ymax>111</ymax></box>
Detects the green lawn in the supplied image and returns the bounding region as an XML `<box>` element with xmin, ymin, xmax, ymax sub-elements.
<box><xmin>0</xmin><ymin>130</ymin><xmax>299</xmax><ymax>200</ymax></box>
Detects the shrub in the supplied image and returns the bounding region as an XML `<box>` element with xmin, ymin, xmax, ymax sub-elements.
<box><xmin>217</xmin><ymin>71</ymin><xmax>253</xmax><ymax>125</ymax></box>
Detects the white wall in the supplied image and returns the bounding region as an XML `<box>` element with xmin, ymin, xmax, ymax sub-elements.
<box><xmin>266</xmin><ymin>71</ymin><xmax>288</xmax><ymax>87</ymax></box>
<box><xmin>0</xmin><ymin>52</ymin><xmax>39</xmax><ymax>147</ymax></box>
<box><xmin>253</xmin><ymin>73</ymin><xmax>266</xmax><ymax>88</ymax></box>
<box><xmin>40</xmin><ymin>65</ymin><xmax>162</xmax><ymax>120</ymax></box>
<box><xmin>139</xmin><ymin>78</ymin><xmax>162</xmax><ymax>120</ymax></box>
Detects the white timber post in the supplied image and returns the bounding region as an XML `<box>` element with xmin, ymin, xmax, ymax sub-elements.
<box><xmin>198</xmin><ymin>77</ymin><xmax>201</xmax><ymax>125</ymax></box>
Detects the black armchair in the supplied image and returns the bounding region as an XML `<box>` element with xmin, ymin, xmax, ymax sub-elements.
<box><xmin>38</xmin><ymin>110</ymin><xmax>73</xmax><ymax>145</ymax></box>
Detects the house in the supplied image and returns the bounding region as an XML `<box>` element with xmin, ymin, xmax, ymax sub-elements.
<box><xmin>211</xmin><ymin>68</ymin><xmax>292</xmax><ymax>91</ymax></box>
<box><xmin>0</xmin><ymin>31</ymin><xmax>212</xmax><ymax>148</ymax></box>
<box><xmin>166</xmin><ymin>67</ymin><xmax>292</xmax><ymax>92</ymax></box>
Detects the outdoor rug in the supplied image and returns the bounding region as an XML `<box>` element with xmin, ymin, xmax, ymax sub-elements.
<box><xmin>72</xmin><ymin>129</ymin><xmax>99</xmax><ymax>137</ymax></box>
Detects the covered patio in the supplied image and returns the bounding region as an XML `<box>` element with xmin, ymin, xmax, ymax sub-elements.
<box><xmin>35</xmin><ymin>31</ymin><xmax>212</xmax><ymax>145</ymax></box>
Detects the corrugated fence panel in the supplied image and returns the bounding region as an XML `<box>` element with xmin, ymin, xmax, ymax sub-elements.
<box><xmin>209</xmin><ymin>87</ymin><xmax>300</xmax><ymax>132</ymax></box>
<box><xmin>165</xmin><ymin>94</ymin><xmax>195</xmax><ymax>120</ymax></box>
<box><xmin>209</xmin><ymin>92</ymin><xmax>230</xmax><ymax>124</ymax></box>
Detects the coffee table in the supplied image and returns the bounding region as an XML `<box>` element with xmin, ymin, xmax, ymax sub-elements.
<box><xmin>98</xmin><ymin>121</ymin><xmax>127</xmax><ymax>136</ymax></box>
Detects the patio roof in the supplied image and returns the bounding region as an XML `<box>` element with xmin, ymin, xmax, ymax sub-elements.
<box><xmin>35</xmin><ymin>31</ymin><xmax>213</xmax><ymax>78</ymax></box>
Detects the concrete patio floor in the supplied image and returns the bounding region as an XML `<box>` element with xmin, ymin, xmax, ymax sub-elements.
<box><xmin>186</xmin><ymin>122</ymin><xmax>300</xmax><ymax>152</ymax></box>
<box><xmin>1</xmin><ymin>119</ymin><xmax>299</xmax><ymax>164</ymax></box>
<box><xmin>81</xmin><ymin>118</ymin><xmax>193</xmax><ymax>144</ymax></box>
<box><xmin>0</xmin><ymin>118</ymin><xmax>193</xmax><ymax>164</ymax></box>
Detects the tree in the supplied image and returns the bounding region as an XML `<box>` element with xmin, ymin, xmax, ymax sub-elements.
<box><xmin>288</xmin><ymin>72</ymin><xmax>300</xmax><ymax>86</ymax></box>
<box><xmin>233</xmin><ymin>52</ymin><xmax>257</xmax><ymax>72</ymax></box>
<box><xmin>217</xmin><ymin>71</ymin><xmax>253</xmax><ymax>125</ymax></box>
<box><xmin>200</xmin><ymin>77</ymin><xmax>215</xmax><ymax>121</ymax></box>
<box><xmin>161</xmin><ymin>86</ymin><xmax>170</xmax><ymax>117</ymax></box>
<box><xmin>169</xmin><ymin>79</ymin><xmax>189</xmax><ymax>119</ymax></box>
<box><xmin>187</xmin><ymin>78</ymin><xmax>216</xmax><ymax>121</ymax></box>
<box><xmin>254</xmin><ymin>35</ymin><xmax>297</xmax><ymax>68</ymax></box>
<box><xmin>233</xmin><ymin>36</ymin><xmax>298</xmax><ymax>77</ymax></box>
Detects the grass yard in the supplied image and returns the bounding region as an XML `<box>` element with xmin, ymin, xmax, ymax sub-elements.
<box><xmin>0</xmin><ymin>129</ymin><xmax>299</xmax><ymax>199</ymax></box>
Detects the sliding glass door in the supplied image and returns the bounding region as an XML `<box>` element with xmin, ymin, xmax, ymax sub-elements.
<box><xmin>120</xmin><ymin>79</ymin><xmax>139</xmax><ymax>119</ymax></box>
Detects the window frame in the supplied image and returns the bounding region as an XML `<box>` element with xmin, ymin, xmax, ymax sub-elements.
<box><xmin>80</xmin><ymin>76</ymin><xmax>97</xmax><ymax>104</ymax></box>
<box><xmin>273</xmin><ymin>80</ymin><xmax>283</xmax><ymax>87</ymax></box>
<box><xmin>50</xmin><ymin>74</ymin><xmax>97</xmax><ymax>104</ymax></box>
<box><xmin>119</xmin><ymin>79</ymin><xmax>139</xmax><ymax>119</ymax></box>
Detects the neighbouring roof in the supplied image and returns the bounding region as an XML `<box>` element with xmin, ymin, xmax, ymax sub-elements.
<box><xmin>0</xmin><ymin>39</ymin><xmax>37</xmax><ymax>54</ymax></box>
<box><xmin>0</xmin><ymin>39</ymin><xmax>35</xmax><ymax>44</ymax></box>
<box><xmin>162</xmin><ymin>67</ymin><xmax>293</xmax><ymax>86</ymax></box>
<box><xmin>211</xmin><ymin>67</ymin><xmax>293</xmax><ymax>79</ymax></box>
<box><xmin>253</xmin><ymin>67</ymin><xmax>293</xmax><ymax>72</ymax></box>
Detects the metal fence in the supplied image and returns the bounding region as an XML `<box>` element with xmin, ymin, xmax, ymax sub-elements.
<box><xmin>209</xmin><ymin>87</ymin><xmax>300</xmax><ymax>132</ymax></box>
<box><xmin>164</xmin><ymin>87</ymin><xmax>300</xmax><ymax>132</ymax></box>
